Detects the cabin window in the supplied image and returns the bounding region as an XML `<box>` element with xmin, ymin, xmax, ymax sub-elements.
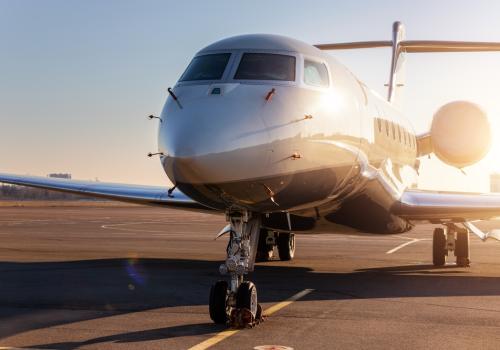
<box><xmin>385</xmin><ymin>120</ymin><xmax>389</xmax><ymax>136</ymax></box>
<box><xmin>391</xmin><ymin>123</ymin><xmax>396</xmax><ymax>140</ymax></box>
<box><xmin>397</xmin><ymin>125</ymin><xmax>402</xmax><ymax>142</ymax></box>
<box><xmin>377</xmin><ymin>118</ymin><xmax>382</xmax><ymax>132</ymax></box>
<box><xmin>304</xmin><ymin>60</ymin><xmax>329</xmax><ymax>87</ymax></box>
<box><xmin>234</xmin><ymin>53</ymin><xmax>296</xmax><ymax>81</ymax></box>
<box><xmin>180</xmin><ymin>53</ymin><xmax>231</xmax><ymax>81</ymax></box>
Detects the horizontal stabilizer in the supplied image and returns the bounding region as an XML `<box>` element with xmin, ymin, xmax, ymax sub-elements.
<box><xmin>315</xmin><ymin>21</ymin><xmax>500</xmax><ymax>103</ymax></box>
<box><xmin>315</xmin><ymin>41</ymin><xmax>392</xmax><ymax>50</ymax></box>
<box><xmin>315</xmin><ymin>40</ymin><xmax>500</xmax><ymax>53</ymax></box>
<box><xmin>401</xmin><ymin>41</ymin><xmax>500</xmax><ymax>53</ymax></box>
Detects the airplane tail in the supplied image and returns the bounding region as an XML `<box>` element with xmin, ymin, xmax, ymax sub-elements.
<box><xmin>315</xmin><ymin>21</ymin><xmax>500</xmax><ymax>104</ymax></box>
<box><xmin>387</xmin><ymin>22</ymin><xmax>406</xmax><ymax>104</ymax></box>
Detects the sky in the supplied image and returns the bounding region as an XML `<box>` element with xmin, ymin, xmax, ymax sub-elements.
<box><xmin>1</xmin><ymin>0</ymin><xmax>500</xmax><ymax>191</ymax></box>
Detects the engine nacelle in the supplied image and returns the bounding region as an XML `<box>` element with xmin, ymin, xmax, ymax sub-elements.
<box><xmin>430</xmin><ymin>101</ymin><xmax>491</xmax><ymax>168</ymax></box>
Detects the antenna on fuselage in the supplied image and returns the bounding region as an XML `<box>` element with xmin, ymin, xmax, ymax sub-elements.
<box><xmin>147</xmin><ymin>152</ymin><xmax>164</xmax><ymax>158</ymax></box>
<box><xmin>167</xmin><ymin>87</ymin><xmax>183</xmax><ymax>109</ymax></box>
<box><xmin>147</xmin><ymin>114</ymin><xmax>163</xmax><ymax>123</ymax></box>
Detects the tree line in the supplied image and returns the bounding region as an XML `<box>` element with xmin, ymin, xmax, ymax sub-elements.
<box><xmin>0</xmin><ymin>184</ymin><xmax>96</xmax><ymax>200</ymax></box>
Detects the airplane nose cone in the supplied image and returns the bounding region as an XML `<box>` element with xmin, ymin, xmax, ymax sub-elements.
<box><xmin>162</xmin><ymin>124</ymin><xmax>271</xmax><ymax>187</ymax></box>
<box><xmin>157</xmin><ymin>83</ymin><xmax>355</xmax><ymax>212</ymax></box>
<box><xmin>158</xmin><ymin>89</ymin><xmax>280</xmax><ymax>210</ymax></box>
<box><xmin>161</xmin><ymin>119</ymin><xmax>280</xmax><ymax>210</ymax></box>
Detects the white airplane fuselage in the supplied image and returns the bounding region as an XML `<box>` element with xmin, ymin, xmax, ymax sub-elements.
<box><xmin>158</xmin><ymin>34</ymin><xmax>418</xmax><ymax>234</ymax></box>
<box><xmin>4</xmin><ymin>26</ymin><xmax>499</xmax><ymax>328</ymax></box>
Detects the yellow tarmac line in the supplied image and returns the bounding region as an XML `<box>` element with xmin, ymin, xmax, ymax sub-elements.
<box><xmin>188</xmin><ymin>288</ymin><xmax>314</xmax><ymax>350</ymax></box>
<box><xmin>262</xmin><ymin>288</ymin><xmax>314</xmax><ymax>316</ymax></box>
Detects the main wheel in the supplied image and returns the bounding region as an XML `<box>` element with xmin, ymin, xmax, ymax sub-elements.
<box><xmin>236</xmin><ymin>281</ymin><xmax>258</xmax><ymax>318</ymax></box>
<box><xmin>433</xmin><ymin>228</ymin><xmax>447</xmax><ymax>266</ymax></box>
<box><xmin>277</xmin><ymin>232</ymin><xmax>295</xmax><ymax>261</ymax></box>
<box><xmin>256</xmin><ymin>229</ymin><xmax>274</xmax><ymax>262</ymax></box>
<box><xmin>455</xmin><ymin>230</ymin><xmax>470</xmax><ymax>267</ymax></box>
<box><xmin>209</xmin><ymin>280</ymin><xmax>229</xmax><ymax>324</ymax></box>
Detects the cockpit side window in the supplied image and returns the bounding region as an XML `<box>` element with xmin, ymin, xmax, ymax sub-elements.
<box><xmin>234</xmin><ymin>53</ymin><xmax>296</xmax><ymax>81</ymax></box>
<box><xmin>304</xmin><ymin>60</ymin><xmax>329</xmax><ymax>87</ymax></box>
<box><xmin>180</xmin><ymin>53</ymin><xmax>231</xmax><ymax>81</ymax></box>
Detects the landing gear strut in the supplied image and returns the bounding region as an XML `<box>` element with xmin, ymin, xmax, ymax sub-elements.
<box><xmin>432</xmin><ymin>224</ymin><xmax>470</xmax><ymax>267</ymax></box>
<box><xmin>209</xmin><ymin>211</ymin><xmax>263</xmax><ymax>327</ymax></box>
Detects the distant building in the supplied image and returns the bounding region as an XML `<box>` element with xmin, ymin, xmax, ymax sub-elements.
<box><xmin>48</xmin><ymin>173</ymin><xmax>71</xmax><ymax>179</ymax></box>
<box><xmin>491</xmin><ymin>173</ymin><xmax>500</xmax><ymax>193</ymax></box>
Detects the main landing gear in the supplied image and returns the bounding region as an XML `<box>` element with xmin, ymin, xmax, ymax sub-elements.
<box><xmin>432</xmin><ymin>224</ymin><xmax>470</xmax><ymax>267</ymax></box>
<box><xmin>256</xmin><ymin>229</ymin><xmax>296</xmax><ymax>262</ymax></box>
<box><xmin>209</xmin><ymin>211</ymin><xmax>263</xmax><ymax>328</ymax></box>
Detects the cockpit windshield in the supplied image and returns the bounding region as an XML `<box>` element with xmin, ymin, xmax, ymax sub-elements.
<box><xmin>304</xmin><ymin>60</ymin><xmax>329</xmax><ymax>87</ymax></box>
<box><xmin>180</xmin><ymin>53</ymin><xmax>231</xmax><ymax>81</ymax></box>
<box><xmin>234</xmin><ymin>53</ymin><xmax>296</xmax><ymax>81</ymax></box>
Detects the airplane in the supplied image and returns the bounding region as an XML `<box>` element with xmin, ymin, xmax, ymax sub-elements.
<box><xmin>3</xmin><ymin>21</ymin><xmax>500</xmax><ymax>327</ymax></box>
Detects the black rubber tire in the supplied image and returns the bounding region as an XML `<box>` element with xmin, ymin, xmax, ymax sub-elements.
<box><xmin>277</xmin><ymin>232</ymin><xmax>295</xmax><ymax>261</ymax></box>
<box><xmin>209</xmin><ymin>280</ymin><xmax>228</xmax><ymax>324</ymax></box>
<box><xmin>256</xmin><ymin>229</ymin><xmax>274</xmax><ymax>262</ymax></box>
<box><xmin>236</xmin><ymin>281</ymin><xmax>258</xmax><ymax>317</ymax></box>
<box><xmin>455</xmin><ymin>230</ymin><xmax>470</xmax><ymax>267</ymax></box>
<box><xmin>433</xmin><ymin>228</ymin><xmax>447</xmax><ymax>266</ymax></box>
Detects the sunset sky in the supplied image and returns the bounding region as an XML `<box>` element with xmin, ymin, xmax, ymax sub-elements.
<box><xmin>1</xmin><ymin>0</ymin><xmax>500</xmax><ymax>191</ymax></box>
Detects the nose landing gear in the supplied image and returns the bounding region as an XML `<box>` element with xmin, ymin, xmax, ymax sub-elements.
<box><xmin>209</xmin><ymin>211</ymin><xmax>264</xmax><ymax>328</ymax></box>
<box><xmin>432</xmin><ymin>224</ymin><xmax>470</xmax><ymax>267</ymax></box>
<box><xmin>209</xmin><ymin>280</ymin><xmax>229</xmax><ymax>324</ymax></box>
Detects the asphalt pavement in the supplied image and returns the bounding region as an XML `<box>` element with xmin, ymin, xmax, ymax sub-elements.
<box><xmin>1</xmin><ymin>204</ymin><xmax>500</xmax><ymax>349</ymax></box>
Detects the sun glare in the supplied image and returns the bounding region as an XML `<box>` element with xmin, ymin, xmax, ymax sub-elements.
<box><xmin>487</xmin><ymin>119</ymin><xmax>500</xmax><ymax>173</ymax></box>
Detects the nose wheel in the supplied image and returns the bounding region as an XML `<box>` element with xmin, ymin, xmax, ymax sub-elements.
<box><xmin>209</xmin><ymin>211</ymin><xmax>263</xmax><ymax>328</ymax></box>
<box><xmin>209</xmin><ymin>280</ymin><xmax>229</xmax><ymax>324</ymax></box>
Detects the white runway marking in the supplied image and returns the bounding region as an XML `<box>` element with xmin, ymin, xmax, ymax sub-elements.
<box><xmin>386</xmin><ymin>238</ymin><xmax>421</xmax><ymax>254</ymax></box>
<box><xmin>101</xmin><ymin>221</ymin><xmax>216</xmax><ymax>233</ymax></box>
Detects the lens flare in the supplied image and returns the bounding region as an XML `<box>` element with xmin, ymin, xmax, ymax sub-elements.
<box><xmin>125</xmin><ymin>255</ymin><xmax>147</xmax><ymax>286</ymax></box>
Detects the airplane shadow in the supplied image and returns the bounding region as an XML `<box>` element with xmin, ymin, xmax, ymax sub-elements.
<box><xmin>2</xmin><ymin>258</ymin><xmax>500</xmax><ymax>348</ymax></box>
<box><xmin>27</xmin><ymin>323</ymin><xmax>224</xmax><ymax>349</ymax></box>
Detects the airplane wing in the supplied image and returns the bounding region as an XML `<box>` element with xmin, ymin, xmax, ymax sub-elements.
<box><xmin>0</xmin><ymin>173</ymin><xmax>214</xmax><ymax>212</ymax></box>
<box><xmin>393</xmin><ymin>189</ymin><xmax>500</xmax><ymax>223</ymax></box>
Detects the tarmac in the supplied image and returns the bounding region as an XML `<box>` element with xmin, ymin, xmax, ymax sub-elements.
<box><xmin>1</xmin><ymin>204</ymin><xmax>500</xmax><ymax>349</ymax></box>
